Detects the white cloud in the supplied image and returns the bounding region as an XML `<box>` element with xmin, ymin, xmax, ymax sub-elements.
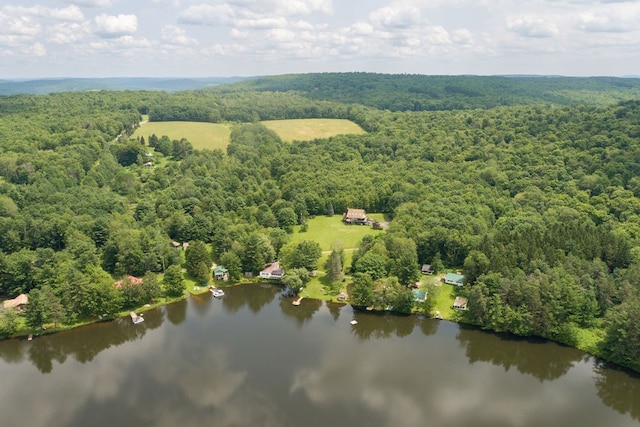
<box><xmin>63</xmin><ymin>0</ymin><xmax>112</xmax><ymax>7</ymax></box>
<box><xmin>47</xmin><ymin>22</ymin><xmax>90</xmax><ymax>44</ymax></box>
<box><xmin>94</xmin><ymin>14</ymin><xmax>138</xmax><ymax>38</ymax></box>
<box><xmin>235</xmin><ymin>16</ymin><xmax>288</xmax><ymax>29</ymax></box>
<box><xmin>507</xmin><ymin>15</ymin><xmax>559</xmax><ymax>38</ymax></box>
<box><xmin>161</xmin><ymin>25</ymin><xmax>198</xmax><ymax>46</ymax></box>
<box><xmin>178</xmin><ymin>4</ymin><xmax>235</xmax><ymax>26</ymax></box>
<box><xmin>576</xmin><ymin>6</ymin><xmax>640</xmax><ymax>32</ymax></box>
<box><xmin>370</xmin><ymin>6</ymin><xmax>423</xmax><ymax>29</ymax></box>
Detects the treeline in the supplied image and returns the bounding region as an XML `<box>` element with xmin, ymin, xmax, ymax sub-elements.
<box><xmin>218</xmin><ymin>73</ymin><xmax>640</xmax><ymax>111</ymax></box>
<box><xmin>0</xmin><ymin>80</ymin><xmax>640</xmax><ymax>370</ymax></box>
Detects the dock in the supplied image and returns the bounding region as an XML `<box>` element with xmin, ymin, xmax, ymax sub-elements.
<box><xmin>292</xmin><ymin>297</ymin><xmax>304</xmax><ymax>306</ymax></box>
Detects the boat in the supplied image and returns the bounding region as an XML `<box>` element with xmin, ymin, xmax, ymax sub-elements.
<box><xmin>130</xmin><ymin>311</ymin><xmax>144</xmax><ymax>324</ymax></box>
<box><xmin>210</xmin><ymin>288</ymin><xmax>225</xmax><ymax>298</ymax></box>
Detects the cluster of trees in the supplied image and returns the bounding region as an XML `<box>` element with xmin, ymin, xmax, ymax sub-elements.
<box><xmin>1</xmin><ymin>75</ymin><xmax>640</xmax><ymax>371</ymax></box>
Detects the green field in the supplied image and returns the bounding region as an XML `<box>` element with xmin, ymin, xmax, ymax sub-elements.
<box><xmin>261</xmin><ymin>118</ymin><xmax>366</xmax><ymax>142</ymax></box>
<box><xmin>289</xmin><ymin>214</ymin><xmax>385</xmax><ymax>301</ymax></box>
<box><xmin>290</xmin><ymin>214</ymin><xmax>385</xmax><ymax>253</ymax></box>
<box><xmin>132</xmin><ymin>121</ymin><xmax>231</xmax><ymax>150</ymax></box>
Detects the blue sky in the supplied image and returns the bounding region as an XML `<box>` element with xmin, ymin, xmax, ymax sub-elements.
<box><xmin>1</xmin><ymin>0</ymin><xmax>639</xmax><ymax>78</ymax></box>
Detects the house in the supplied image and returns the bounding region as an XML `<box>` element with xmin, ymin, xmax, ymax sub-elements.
<box><xmin>259</xmin><ymin>262</ymin><xmax>285</xmax><ymax>280</ymax></box>
<box><xmin>342</xmin><ymin>208</ymin><xmax>368</xmax><ymax>225</ymax></box>
<box><xmin>170</xmin><ymin>241</ymin><xmax>181</xmax><ymax>249</ymax></box>
<box><xmin>213</xmin><ymin>265</ymin><xmax>229</xmax><ymax>281</ymax></box>
<box><xmin>144</xmin><ymin>161</ymin><xmax>153</xmax><ymax>167</ymax></box>
<box><xmin>114</xmin><ymin>276</ymin><xmax>144</xmax><ymax>289</ymax></box>
<box><xmin>444</xmin><ymin>273</ymin><xmax>465</xmax><ymax>286</ymax></box>
<box><xmin>2</xmin><ymin>293</ymin><xmax>28</xmax><ymax>310</ymax></box>
<box><xmin>453</xmin><ymin>296</ymin><xmax>468</xmax><ymax>310</ymax></box>
<box><xmin>182</xmin><ymin>242</ymin><xmax>189</xmax><ymax>250</ymax></box>
<box><xmin>412</xmin><ymin>289</ymin><xmax>427</xmax><ymax>302</ymax></box>
<box><xmin>421</xmin><ymin>264</ymin><xmax>434</xmax><ymax>275</ymax></box>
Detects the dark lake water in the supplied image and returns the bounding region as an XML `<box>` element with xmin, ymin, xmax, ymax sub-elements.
<box><xmin>1</xmin><ymin>284</ymin><xmax>639</xmax><ymax>427</ymax></box>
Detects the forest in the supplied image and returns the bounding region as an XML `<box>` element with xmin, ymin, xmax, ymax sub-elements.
<box><xmin>0</xmin><ymin>73</ymin><xmax>639</xmax><ymax>372</ymax></box>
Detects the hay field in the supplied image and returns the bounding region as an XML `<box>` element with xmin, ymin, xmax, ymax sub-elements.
<box><xmin>132</xmin><ymin>121</ymin><xmax>231</xmax><ymax>150</ymax></box>
<box><xmin>261</xmin><ymin>118</ymin><xmax>365</xmax><ymax>142</ymax></box>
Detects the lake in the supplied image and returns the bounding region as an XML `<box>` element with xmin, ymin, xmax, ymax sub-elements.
<box><xmin>1</xmin><ymin>284</ymin><xmax>639</xmax><ymax>427</ymax></box>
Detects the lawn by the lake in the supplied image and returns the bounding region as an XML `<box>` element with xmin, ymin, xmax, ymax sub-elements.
<box><xmin>132</xmin><ymin>121</ymin><xmax>231</xmax><ymax>150</ymax></box>
<box><xmin>261</xmin><ymin>118</ymin><xmax>366</xmax><ymax>142</ymax></box>
<box><xmin>291</xmin><ymin>214</ymin><xmax>385</xmax><ymax>301</ymax></box>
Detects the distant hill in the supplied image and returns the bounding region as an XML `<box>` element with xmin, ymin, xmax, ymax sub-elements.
<box><xmin>215</xmin><ymin>73</ymin><xmax>640</xmax><ymax>110</ymax></box>
<box><xmin>0</xmin><ymin>77</ymin><xmax>249</xmax><ymax>95</ymax></box>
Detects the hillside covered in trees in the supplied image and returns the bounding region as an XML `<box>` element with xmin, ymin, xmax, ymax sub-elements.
<box><xmin>1</xmin><ymin>74</ymin><xmax>640</xmax><ymax>371</ymax></box>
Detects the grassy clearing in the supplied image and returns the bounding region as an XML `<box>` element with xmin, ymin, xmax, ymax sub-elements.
<box><xmin>288</xmin><ymin>214</ymin><xmax>385</xmax><ymax>302</ymax></box>
<box><xmin>132</xmin><ymin>121</ymin><xmax>231</xmax><ymax>150</ymax></box>
<box><xmin>261</xmin><ymin>118</ymin><xmax>366</xmax><ymax>142</ymax></box>
<box><xmin>290</xmin><ymin>214</ymin><xmax>385</xmax><ymax>253</ymax></box>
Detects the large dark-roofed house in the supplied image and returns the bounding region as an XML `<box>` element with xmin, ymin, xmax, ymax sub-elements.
<box><xmin>343</xmin><ymin>208</ymin><xmax>368</xmax><ymax>225</ymax></box>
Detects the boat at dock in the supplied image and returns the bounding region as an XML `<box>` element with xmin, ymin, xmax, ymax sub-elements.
<box><xmin>210</xmin><ymin>288</ymin><xmax>225</xmax><ymax>298</ymax></box>
<box><xmin>130</xmin><ymin>312</ymin><xmax>144</xmax><ymax>324</ymax></box>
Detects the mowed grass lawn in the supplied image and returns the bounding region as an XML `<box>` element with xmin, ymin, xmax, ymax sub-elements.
<box><xmin>132</xmin><ymin>121</ymin><xmax>231</xmax><ymax>150</ymax></box>
<box><xmin>261</xmin><ymin>119</ymin><xmax>366</xmax><ymax>142</ymax></box>
<box><xmin>290</xmin><ymin>214</ymin><xmax>385</xmax><ymax>301</ymax></box>
<box><xmin>290</xmin><ymin>214</ymin><xmax>385</xmax><ymax>253</ymax></box>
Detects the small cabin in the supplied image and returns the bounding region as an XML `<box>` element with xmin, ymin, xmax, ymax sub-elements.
<box><xmin>444</xmin><ymin>273</ymin><xmax>465</xmax><ymax>286</ymax></box>
<box><xmin>421</xmin><ymin>264</ymin><xmax>434</xmax><ymax>275</ymax></box>
<box><xmin>453</xmin><ymin>296</ymin><xmax>468</xmax><ymax>310</ymax></box>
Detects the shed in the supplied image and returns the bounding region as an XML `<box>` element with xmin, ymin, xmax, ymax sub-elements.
<box><xmin>412</xmin><ymin>289</ymin><xmax>427</xmax><ymax>302</ymax></box>
<box><xmin>444</xmin><ymin>273</ymin><xmax>465</xmax><ymax>286</ymax></box>
<box><xmin>421</xmin><ymin>264</ymin><xmax>434</xmax><ymax>275</ymax></box>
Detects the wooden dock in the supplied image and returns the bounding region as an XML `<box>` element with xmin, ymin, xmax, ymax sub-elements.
<box><xmin>292</xmin><ymin>297</ymin><xmax>303</xmax><ymax>306</ymax></box>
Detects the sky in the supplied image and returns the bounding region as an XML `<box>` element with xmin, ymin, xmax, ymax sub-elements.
<box><xmin>0</xmin><ymin>0</ymin><xmax>639</xmax><ymax>78</ymax></box>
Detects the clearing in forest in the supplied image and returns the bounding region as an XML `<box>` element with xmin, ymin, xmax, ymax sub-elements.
<box><xmin>290</xmin><ymin>214</ymin><xmax>385</xmax><ymax>253</ymax></box>
<box><xmin>261</xmin><ymin>118</ymin><xmax>366</xmax><ymax>142</ymax></box>
<box><xmin>132</xmin><ymin>121</ymin><xmax>231</xmax><ymax>150</ymax></box>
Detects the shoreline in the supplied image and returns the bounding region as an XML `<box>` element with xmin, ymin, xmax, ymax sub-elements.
<box><xmin>2</xmin><ymin>281</ymin><xmax>634</xmax><ymax>375</ymax></box>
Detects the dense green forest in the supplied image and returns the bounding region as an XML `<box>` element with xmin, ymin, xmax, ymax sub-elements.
<box><xmin>1</xmin><ymin>74</ymin><xmax>640</xmax><ymax>372</ymax></box>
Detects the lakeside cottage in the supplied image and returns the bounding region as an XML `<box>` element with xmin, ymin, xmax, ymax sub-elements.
<box><xmin>114</xmin><ymin>276</ymin><xmax>144</xmax><ymax>289</ymax></box>
<box><xmin>444</xmin><ymin>273</ymin><xmax>465</xmax><ymax>286</ymax></box>
<box><xmin>2</xmin><ymin>293</ymin><xmax>28</xmax><ymax>310</ymax></box>
<box><xmin>453</xmin><ymin>296</ymin><xmax>468</xmax><ymax>310</ymax></box>
<box><xmin>342</xmin><ymin>208</ymin><xmax>368</xmax><ymax>225</ymax></box>
<box><xmin>259</xmin><ymin>262</ymin><xmax>285</xmax><ymax>280</ymax></box>
<box><xmin>213</xmin><ymin>265</ymin><xmax>229</xmax><ymax>281</ymax></box>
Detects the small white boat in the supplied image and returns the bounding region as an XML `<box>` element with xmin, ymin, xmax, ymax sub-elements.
<box><xmin>210</xmin><ymin>288</ymin><xmax>225</xmax><ymax>298</ymax></box>
<box><xmin>130</xmin><ymin>311</ymin><xmax>144</xmax><ymax>324</ymax></box>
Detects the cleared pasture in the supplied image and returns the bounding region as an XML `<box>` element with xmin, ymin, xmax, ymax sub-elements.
<box><xmin>261</xmin><ymin>118</ymin><xmax>366</xmax><ymax>142</ymax></box>
<box><xmin>289</xmin><ymin>213</ymin><xmax>385</xmax><ymax>253</ymax></box>
<box><xmin>132</xmin><ymin>121</ymin><xmax>231</xmax><ymax>150</ymax></box>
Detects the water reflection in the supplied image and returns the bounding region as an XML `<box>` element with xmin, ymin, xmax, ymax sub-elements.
<box><xmin>279</xmin><ymin>296</ymin><xmax>322</xmax><ymax>326</ymax></box>
<box><xmin>456</xmin><ymin>325</ymin><xmax>586</xmax><ymax>382</ymax></box>
<box><xmin>350</xmin><ymin>310</ymin><xmax>417</xmax><ymax>339</ymax></box>
<box><xmin>166</xmin><ymin>299</ymin><xmax>187</xmax><ymax>325</ymax></box>
<box><xmin>220</xmin><ymin>283</ymin><xmax>277</xmax><ymax>313</ymax></box>
<box><xmin>595</xmin><ymin>361</ymin><xmax>640</xmax><ymax>422</ymax></box>
<box><xmin>1</xmin><ymin>285</ymin><xmax>640</xmax><ymax>427</ymax></box>
<box><xmin>0</xmin><ymin>308</ymin><xmax>165</xmax><ymax>374</ymax></box>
